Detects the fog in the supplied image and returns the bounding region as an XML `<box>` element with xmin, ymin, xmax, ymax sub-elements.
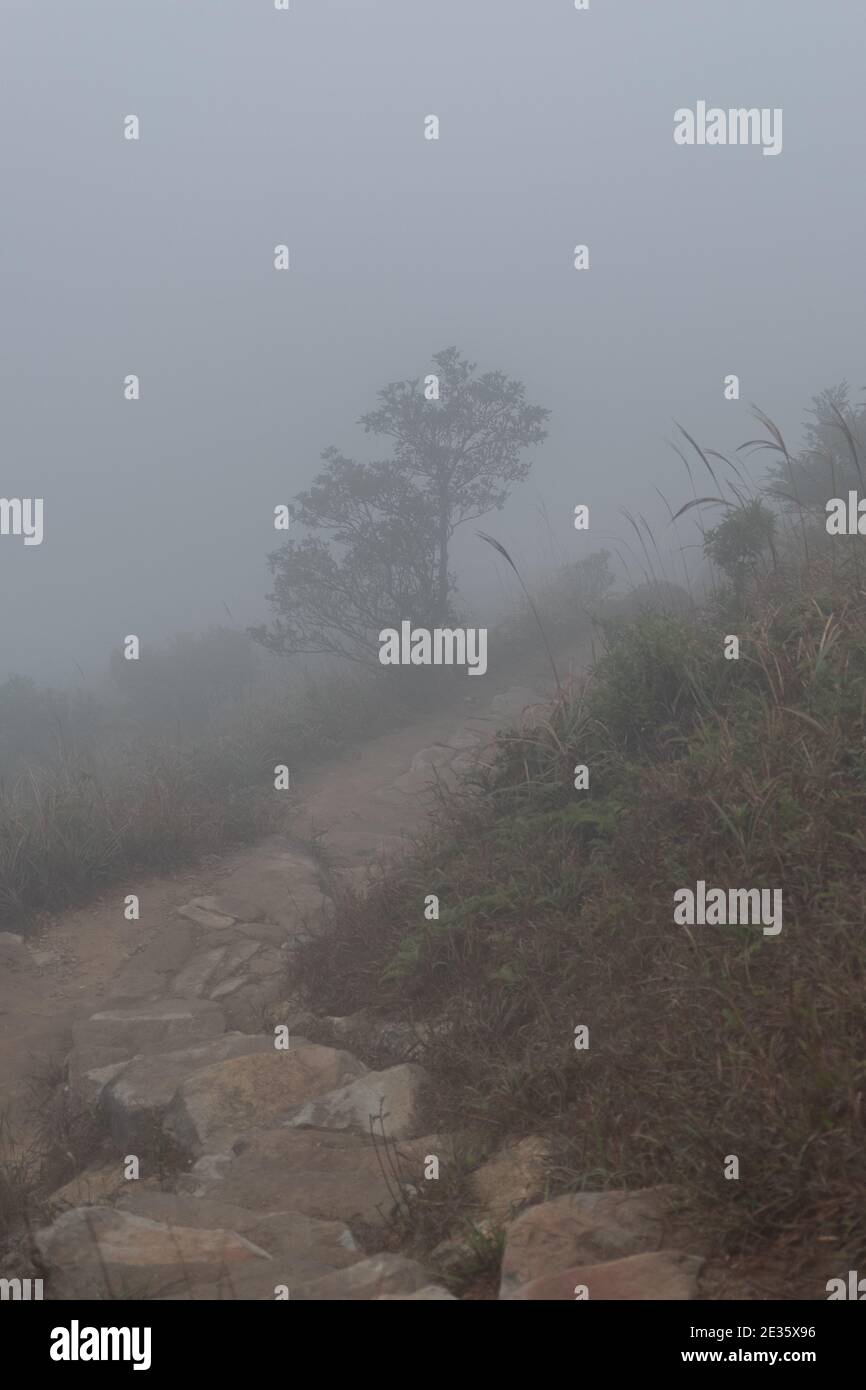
<box><xmin>2</xmin><ymin>0</ymin><xmax>863</xmax><ymax>683</ymax></box>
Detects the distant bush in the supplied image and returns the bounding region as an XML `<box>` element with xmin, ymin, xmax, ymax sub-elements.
<box><xmin>0</xmin><ymin>666</ymin><xmax>425</xmax><ymax>929</ymax></box>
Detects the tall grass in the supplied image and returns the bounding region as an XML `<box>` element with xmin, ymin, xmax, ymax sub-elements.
<box><xmin>0</xmin><ymin>668</ymin><xmax>436</xmax><ymax>929</ymax></box>
<box><xmin>297</xmin><ymin>477</ymin><xmax>866</xmax><ymax>1274</ymax></box>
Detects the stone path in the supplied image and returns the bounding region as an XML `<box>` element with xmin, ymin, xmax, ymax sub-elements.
<box><xmin>17</xmin><ymin>679</ymin><xmax>708</xmax><ymax>1300</ymax></box>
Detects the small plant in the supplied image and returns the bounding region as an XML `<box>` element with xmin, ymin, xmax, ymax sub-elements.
<box><xmin>704</xmin><ymin>497</ymin><xmax>777</xmax><ymax>602</ymax></box>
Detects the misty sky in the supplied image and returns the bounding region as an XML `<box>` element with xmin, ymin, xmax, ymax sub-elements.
<box><xmin>2</xmin><ymin>0</ymin><xmax>864</xmax><ymax>682</ymax></box>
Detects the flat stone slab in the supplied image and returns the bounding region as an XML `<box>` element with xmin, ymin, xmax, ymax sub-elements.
<box><xmin>499</xmin><ymin>1187</ymin><xmax>679</xmax><ymax>1298</ymax></box>
<box><xmin>178</xmin><ymin>1128</ymin><xmax>440</xmax><ymax>1226</ymax></box>
<box><xmin>216</xmin><ymin>839</ymin><xmax>327</xmax><ymax>932</ymax></box>
<box><xmin>100</xmin><ymin>1033</ymin><xmax>277</xmax><ymax>1148</ymax></box>
<box><xmin>177</xmin><ymin>903</ymin><xmax>236</xmax><ymax>930</ymax></box>
<box><xmin>131</xmin><ymin>922</ymin><xmax>196</xmax><ymax>974</ymax></box>
<box><xmin>507</xmin><ymin>1250</ymin><xmax>705</xmax><ymax>1301</ymax></box>
<box><xmin>291</xmin><ymin>1253</ymin><xmax>431</xmax><ymax>1301</ymax></box>
<box><xmin>217</xmin><ymin>940</ymin><xmax>261</xmax><ymax>975</ymax></box>
<box><xmin>170</xmin><ymin>947</ymin><xmax>227</xmax><ymax>998</ymax></box>
<box><xmin>107</xmin><ymin>963</ymin><xmax>167</xmax><ymax>1002</ymax></box>
<box><xmin>220</xmin><ymin>978</ymin><xmax>290</xmax><ymax>1032</ymax></box>
<box><xmin>236</xmin><ymin>923</ymin><xmax>286</xmax><ymax>947</ymax></box>
<box><xmin>35</xmin><ymin>1206</ymin><xmax>272</xmax><ymax>1300</ymax></box>
<box><xmin>378</xmin><ymin>1285</ymin><xmax>458</xmax><ymax>1300</ymax></box>
<box><xmin>284</xmin><ymin>1062</ymin><xmax>427</xmax><ymax>1140</ymax></box>
<box><xmin>193</xmin><ymin>895</ymin><xmax>265</xmax><ymax>924</ymax></box>
<box><xmin>48</xmin><ymin>1163</ymin><xmax>133</xmax><ymax>1210</ymax></box>
<box><xmin>165</xmin><ymin>1044</ymin><xmax>367</xmax><ymax>1154</ymax></box>
<box><xmin>69</xmin><ymin>999</ymin><xmax>225</xmax><ymax>1080</ymax></box>
<box><xmin>72</xmin><ymin>1058</ymin><xmax>130</xmax><ymax>1107</ymax></box>
<box><xmin>113</xmin><ymin>1190</ymin><xmax>361</xmax><ymax>1283</ymax></box>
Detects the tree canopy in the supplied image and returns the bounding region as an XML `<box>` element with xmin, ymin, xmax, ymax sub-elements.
<box><xmin>253</xmin><ymin>348</ymin><xmax>549</xmax><ymax>667</ymax></box>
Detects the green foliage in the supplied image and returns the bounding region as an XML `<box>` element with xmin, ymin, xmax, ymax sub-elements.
<box><xmin>764</xmin><ymin>381</ymin><xmax>866</xmax><ymax>511</ymax></box>
<box><xmin>255</xmin><ymin>348</ymin><xmax>549</xmax><ymax>664</ymax></box>
<box><xmin>299</xmin><ymin>543</ymin><xmax>866</xmax><ymax>1280</ymax></box>
<box><xmin>589</xmin><ymin>613</ymin><xmax>721</xmax><ymax>752</ymax></box>
<box><xmin>704</xmin><ymin>498</ymin><xmax>777</xmax><ymax>588</ymax></box>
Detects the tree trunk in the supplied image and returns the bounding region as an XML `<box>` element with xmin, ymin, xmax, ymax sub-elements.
<box><xmin>436</xmin><ymin>495</ymin><xmax>449</xmax><ymax>622</ymax></box>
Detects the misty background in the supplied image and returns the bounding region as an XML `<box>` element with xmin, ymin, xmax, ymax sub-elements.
<box><xmin>1</xmin><ymin>0</ymin><xmax>863</xmax><ymax>684</ymax></box>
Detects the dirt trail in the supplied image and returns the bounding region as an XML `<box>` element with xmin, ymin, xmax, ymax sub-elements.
<box><xmin>0</xmin><ymin>679</ymin><xmax>538</xmax><ymax>1137</ymax></box>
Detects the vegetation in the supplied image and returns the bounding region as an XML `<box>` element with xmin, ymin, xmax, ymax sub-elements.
<box><xmin>252</xmin><ymin>347</ymin><xmax>549</xmax><ymax>667</ymax></box>
<box><xmin>296</xmin><ymin>411</ymin><xmax>866</xmax><ymax>1280</ymax></box>
<box><xmin>0</xmin><ymin>648</ymin><xmax>435</xmax><ymax>930</ymax></box>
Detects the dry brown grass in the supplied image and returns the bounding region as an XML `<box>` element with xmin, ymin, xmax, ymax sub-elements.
<box><xmin>297</xmin><ymin>547</ymin><xmax>866</xmax><ymax>1277</ymax></box>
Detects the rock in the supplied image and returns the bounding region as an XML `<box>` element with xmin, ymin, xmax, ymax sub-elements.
<box><xmin>284</xmin><ymin>1063</ymin><xmax>427</xmax><ymax>1140</ymax></box>
<box><xmin>131</xmin><ymin>923</ymin><xmax>195</xmax><ymax>974</ymax></box>
<box><xmin>215</xmin><ymin>940</ymin><xmax>260</xmax><ymax>976</ymax></box>
<box><xmin>263</xmin><ymin>1000</ymin><xmax>319</xmax><ymax>1032</ymax></box>
<box><xmin>220</xmin><ymin>978</ymin><xmax>290</xmax><ymax>1031</ymax></box>
<box><xmin>99</xmin><ymin>1034</ymin><xmax>277</xmax><ymax>1148</ymax></box>
<box><xmin>113</xmin><ymin>1191</ymin><xmax>361</xmax><ymax>1283</ymax></box>
<box><xmin>72</xmin><ymin>1058</ymin><xmax>130</xmax><ymax>1107</ymax></box>
<box><xmin>244</xmin><ymin>947</ymin><xmax>284</xmax><ymax>977</ymax></box>
<box><xmin>165</xmin><ymin>1044</ymin><xmax>367</xmax><ymax>1154</ymax></box>
<box><xmin>236</xmin><ymin>923</ymin><xmax>286</xmax><ymax>947</ymax></box>
<box><xmin>499</xmin><ymin>1187</ymin><xmax>680</xmax><ymax>1298</ymax></box>
<box><xmin>107</xmin><ymin>963</ymin><xmax>166</xmax><ymax>1002</ymax></box>
<box><xmin>178</xmin><ymin>1128</ymin><xmax>441</xmax><ymax>1226</ymax></box>
<box><xmin>216</xmin><ymin>839</ymin><xmax>328</xmax><ymax>934</ymax></box>
<box><xmin>430</xmin><ymin>1221</ymin><xmax>497</xmax><ymax>1277</ymax></box>
<box><xmin>322</xmin><ymin>1011</ymin><xmax>368</xmax><ymax>1039</ymax></box>
<box><xmin>192</xmin><ymin>895</ymin><xmax>265</xmax><ymax>924</ymax></box>
<box><xmin>0</xmin><ymin>933</ymin><xmax>28</xmax><ymax>967</ymax></box>
<box><xmin>170</xmin><ymin>948</ymin><xmax>226</xmax><ymax>998</ymax></box>
<box><xmin>69</xmin><ymin>999</ymin><xmax>225</xmax><ymax>1079</ymax></box>
<box><xmin>35</xmin><ymin>1206</ymin><xmax>272</xmax><ymax>1300</ymax></box>
<box><xmin>378</xmin><ymin>1285</ymin><xmax>458</xmax><ymax>1300</ymax></box>
<box><xmin>48</xmin><ymin>1163</ymin><xmax>131</xmax><ymax>1209</ymax></box>
<box><xmin>508</xmin><ymin>1250</ymin><xmax>704</xmax><ymax>1301</ymax></box>
<box><xmin>470</xmin><ymin>1137</ymin><xmax>551</xmax><ymax>1219</ymax></box>
<box><xmin>291</xmin><ymin>1253</ymin><xmax>431</xmax><ymax>1301</ymax></box>
<box><xmin>116</xmin><ymin>1190</ymin><xmax>267</xmax><ymax>1230</ymax></box>
<box><xmin>210</xmin><ymin>976</ymin><xmax>248</xmax><ymax>1000</ymax></box>
<box><xmin>177</xmin><ymin>903</ymin><xmax>236</xmax><ymax>931</ymax></box>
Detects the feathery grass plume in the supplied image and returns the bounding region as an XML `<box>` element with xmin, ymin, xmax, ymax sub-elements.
<box><xmin>477</xmin><ymin>531</ymin><xmax>562</xmax><ymax>694</ymax></box>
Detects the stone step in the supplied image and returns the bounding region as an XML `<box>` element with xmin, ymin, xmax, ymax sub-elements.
<box><xmin>283</xmin><ymin>1062</ymin><xmax>428</xmax><ymax>1140</ymax></box>
<box><xmin>98</xmin><ymin>1033</ymin><xmax>279</xmax><ymax>1149</ymax></box>
<box><xmin>506</xmin><ymin>1250</ymin><xmax>704</xmax><ymax>1301</ymax></box>
<box><xmin>499</xmin><ymin>1186</ymin><xmax>697</xmax><ymax>1299</ymax></box>
<box><xmin>291</xmin><ymin>1253</ymin><xmax>432</xmax><ymax>1301</ymax></box>
<box><xmin>177</xmin><ymin>1127</ymin><xmax>442</xmax><ymax>1227</ymax></box>
<box><xmin>35</xmin><ymin>1203</ymin><xmax>363</xmax><ymax>1301</ymax></box>
<box><xmin>164</xmin><ymin>1044</ymin><xmax>367</xmax><ymax>1155</ymax></box>
<box><xmin>68</xmin><ymin>999</ymin><xmax>226</xmax><ymax>1090</ymax></box>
